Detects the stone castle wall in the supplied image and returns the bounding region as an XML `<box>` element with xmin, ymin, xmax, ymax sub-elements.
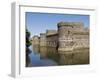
<box><xmin>32</xmin><ymin>21</ymin><xmax>89</xmax><ymax>52</ymax></box>
<box><xmin>46</xmin><ymin>30</ymin><xmax>58</xmax><ymax>47</ymax></box>
<box><xmin>32</xmin><ymin>35</ymin><xmax>40</xmax><ymax>46</ymax></box>
<box><xmin>40</xmin><ymin>33</ymin><xmax>47</xmax><ymax>46</ymax></box>
<box><xmin>57</xmin><ymin>22</ymin><xmax>89</xmax><ymax>51</ymax></box>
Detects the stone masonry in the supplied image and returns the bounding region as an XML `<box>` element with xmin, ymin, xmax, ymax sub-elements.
<box><xmin>32</xmin><ymin>22</ymin><xmax>89</xmax><ymax>51</ymax></box>
<box><xmin>57</xmin><ymin>22</ymin><xmax>89</xmax><ymax>51</ymax></box>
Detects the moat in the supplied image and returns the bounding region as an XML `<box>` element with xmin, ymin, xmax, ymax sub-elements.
<box><xmin>25</xmin><ymin>9</ymin><xmax>90</xmax><ymax>67</ymax></box>
<box><xmin>26</xmin><ymin>45</ymin><xmax>89</xmax><ymax>67</ymax></box>
<box><xmin>26</xmin><ymin>22</ymin><xmax>89</xmax><ymax>67</ymax></box>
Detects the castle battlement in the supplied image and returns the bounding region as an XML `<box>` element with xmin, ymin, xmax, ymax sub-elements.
<box><xmin>46</xmin><ymin>30</ymin><xmax>57</xmax><ymax>36</ymax></box>
<box><xmin>32</xmin><ymin>21</ymin><xmax>89</xmax><ymax>51</ymax></box>
<box><xmin>57</xmin><ymin>22</ymin><xmax>84</xmax><ymax>27</ymax></box>
<box><xmin>57</xmin><ymin>22</ymin><xmax>89</xmax><ymax>51</ymax></box>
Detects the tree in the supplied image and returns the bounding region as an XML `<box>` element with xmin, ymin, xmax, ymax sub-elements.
<box><xmin>26</xmin><ymin>29</ymin><xmax>31</xmax><ymax>67</ymax></box>
<box><xmin>26</xmin><ymin>29</ymin><xmax>31</xmax><ymax>47</ymax></box>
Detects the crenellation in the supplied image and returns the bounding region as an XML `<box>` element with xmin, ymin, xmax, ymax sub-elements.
<box><xmin>46</xmin><ymin>30</ymin><xmax>57</xmax><ymax>36</ymax></box>
<box><xmin>32</xmin><ymin>21</ymin><xmax>89</xmax><ymax>52</ymax></box>
<box><xmin>57</xmin><ymin>22</ymin><xmax>89</xmax><ymax>51</ymax></box>
<box><xmin>57</xmin><ymin>22</ymin><xmax>84</xmax><ymax>28</ymax></box>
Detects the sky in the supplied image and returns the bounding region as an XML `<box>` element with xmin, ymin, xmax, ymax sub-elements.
<box><xmin>26</xmin><ymin>12</ymin><xmax>89</xmax><ymax>37</ymax></box>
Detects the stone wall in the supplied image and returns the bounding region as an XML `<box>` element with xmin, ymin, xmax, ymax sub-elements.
<box><xmin>32</xmin><ymin>35</ymin><xmax>40</xmax><ymax>46</ymax></box>
<box><xmin>32</xmin><ymin>21</ymin><xmax>89</xmax><ymax>52</ymax></box>
<box><xmin>57</xmin><ymin>22</ymin><xmax>89</xmax><ymax>51</ymax></box>
<box><xmin>46</xmin><ymin>30</ymin><xmax>58</xmax><ymax>47</ymax></box>
<box><xmin>40</xmin><ymin>33</ymin><xmax>47</xmax><ymax>46</ymax></box>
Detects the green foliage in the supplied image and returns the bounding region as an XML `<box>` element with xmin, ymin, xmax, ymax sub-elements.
<box><xmin>26</xmin><ymin>29</ymin><xmax>31</xmax><ymax>47</ymax></box>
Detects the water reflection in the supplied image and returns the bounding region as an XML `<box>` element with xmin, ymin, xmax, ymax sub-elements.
<box><xmin>26</xmin><ymin>47</ymin><xmax>31</xmax><ymax>67</ymax></box>
<box><xmin>26</xmin><ymin>45</ymin><xmax>89</xmax><ymax>67</ymax></box>
<box><xmin>26</xmin><ymin>45</ymin><xmax>58</xmax><ymax>67</ymax></box>
<box><xmin>59</xmin><ymin>49</ymin><xmax>89</xmax><ymax>65</ymax></box>
<box><xmin>32</xmin><ymin>45</ymin><xmax>40</xmax><ymax>54</ymax></box>
<box><xmin>46</xmin><ymin>47</ymin><xmax>60</xmax><ymax>63</ymax></box>
<box><xmin>40</xmin><ymin>47</ymin><xmax>47</xmax><ymax>59</ymax></box>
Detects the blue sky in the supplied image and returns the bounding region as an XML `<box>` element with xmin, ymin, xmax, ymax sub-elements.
<box><xmin>26</xmin><ymin>12</ymin><xmax>89</xmax><ymax>37</ymax></box>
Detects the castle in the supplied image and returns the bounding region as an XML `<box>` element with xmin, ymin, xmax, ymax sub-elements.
<box><xmin>32</xmin><ymin>22</ymin><xmax>89</xmax><ymax>52</ymax></box>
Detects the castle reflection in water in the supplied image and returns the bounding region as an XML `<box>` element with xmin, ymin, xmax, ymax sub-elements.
<box><xmin>26</xmin><ymin>22</ymin><xmax>89</xmax><ymax>67</ymax></box>
<box><xmin>26</xmin><ymin>45</ymin><xmax>89</xmax><ymax>67</ymax></box>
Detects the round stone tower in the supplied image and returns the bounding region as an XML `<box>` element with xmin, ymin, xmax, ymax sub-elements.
<box><xmin>57</xmin><ymin>22</ymin><xmax>84</xmax><ymax>51</ymax></box>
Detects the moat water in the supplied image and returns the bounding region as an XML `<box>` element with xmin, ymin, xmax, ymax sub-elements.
<box><xmin>26</xmin><ymin>46</ymin><xmax>58</xmax><ymax>67</ymax></box>
<box><xmin>26</xmin><ymin>45</ymin><xmax>89</xmax><ymax>67</ymax></box>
